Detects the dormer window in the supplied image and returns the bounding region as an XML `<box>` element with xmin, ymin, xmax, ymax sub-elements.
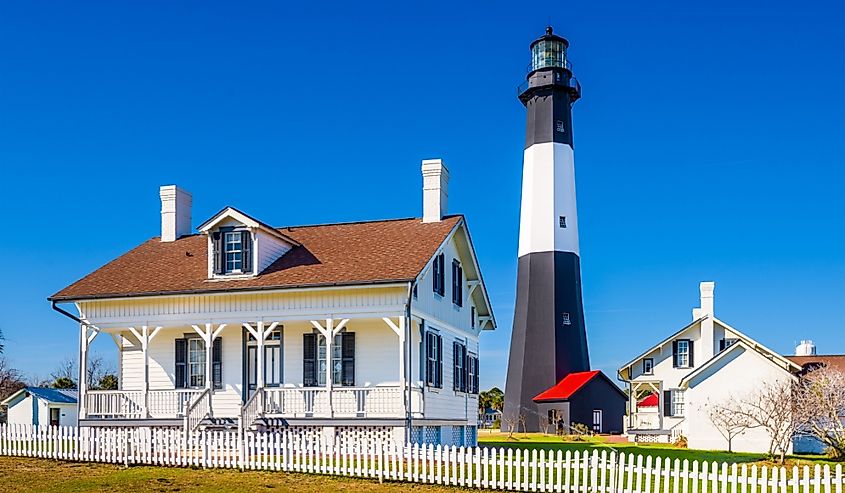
<box><xmin>212</xmin><ymin>228</ymin><xmax>252</xmax><ymax>276</ymax></box>
<box><xmin>224</xmin><ymin>231</ymin><xmax>245</xmax><ymax>273</ymax></box>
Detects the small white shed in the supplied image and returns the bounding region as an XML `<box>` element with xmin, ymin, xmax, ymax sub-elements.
<box><xmin>1</xmin><ymin>387</ymin><xmax>78</xmax><ymax>427</ymax></box>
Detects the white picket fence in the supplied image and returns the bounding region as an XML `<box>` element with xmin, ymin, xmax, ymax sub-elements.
<box><xmin>1</xmin><ymin>424</ymin><xmax>843</xmax><ymax>493</ymax></box>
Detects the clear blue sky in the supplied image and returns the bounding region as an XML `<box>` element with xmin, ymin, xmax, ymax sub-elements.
<box><xmin>1</xmin><ymin>1</ymin><xmax>843</xmax><ymax>387</ymax></box>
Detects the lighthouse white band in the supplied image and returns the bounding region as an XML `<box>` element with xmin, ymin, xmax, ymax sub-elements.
<box><xmin>517</xmin><ymin>142</ymin><xmax>580</xmax><ymax>257</ymax></box>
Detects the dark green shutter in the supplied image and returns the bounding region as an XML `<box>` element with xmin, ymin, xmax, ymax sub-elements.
<box><xmin>461</xmin><ymin>345</ymin><xmax>468</xmax><ymax>392</ymax></box>
<box><xmin>175</xmin><ymin>339</ymin><xmax>187</xmax><ymax>388</ymax></box>
<box><xmin>425</xmin><ymin>332</ymin><xmax>432</xmax><ymax>385</ymax></box>
<box><xmin>212</xmin><ymin>232</ymin><xmax>224</xmax><ymax>275</ymax></box>
<box><xmin>241</xmin><ymin>231</ymin><xmax>252</xmax><ymax>273</ymax></box>
<box><xmin>303</xmin><ymin>334</ymin><xmax>317</xmax><ymax>387</ymax></box>
<box><xmin>663</xmin><ymin>390</ymin><xmax>672</xmax><ymax>417</ymax></box>
<box><xmin>672</xmin><ymin>341</ymin><xmax>679</xmax><ymax>368</ymax></box>
<box><xmin>341</xmin><ymin>332</ymin><xmax>355</xmax><ymax>386</ymax></box>
<box><xmin>688</xmin><ymin>340</ymin><xmax>694</xmax><ymax>367</ymax></box>
<box><xmin>435</xmin><ymin>334</ymin><xmax>443</xmax><ymax>388</ymax></box>
<box><xmin>473</xmin><ymin>357</ymin><xmax>479</xmax><ymax>394</ymax></box>
<box><xmin>453</xmin><ymin>342</ymin><xmax>460</xmax><ymax>391</ymax></box>
<box><xmin>212</xmin><ymin>338</ymin><xmax>222</xmax><ymax>389</ymax></box>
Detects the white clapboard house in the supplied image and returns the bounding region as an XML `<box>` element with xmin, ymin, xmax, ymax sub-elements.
<box><xmin>49</xmin><ymin>159</ymin><xmax>495</xmax><ymax>446</ymax></box>
<box><xmin>617</xmin><ymin>282</ymin><xmax>802</xmax><ymax>453</ymax></box>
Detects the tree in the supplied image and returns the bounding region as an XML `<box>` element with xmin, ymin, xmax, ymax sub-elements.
<box><xmin>52</xmin><ymin>377</ymin><xmax>76</xmax><ymax>389</ymax></box>
<box><xmin>0</xmin><ymin>357</ymin><xmax>25</xmax><ymax>403</ymax></box>
<box><xmin>50</xmin><ymin>354</ymin><xmax>115</xmax><ymax>390</ymax></box>
<box><xmin>97</xmin><ymin>374</ymin><xmax>119</xmax><ymax>391</ymax></box>
<box><xmin>704</xmin><ymin>397</ymin><xmax>753</xmax><ymax>452</ymax></box>
<box><xmin>730</xmin><ymin>379</ymin><xmax>797</xmax><ymax>463</ymax></box>
<box><xmin>793</xmin><ymin>365</ymin><xmax>845</xmax><ymax>460</ymax></box>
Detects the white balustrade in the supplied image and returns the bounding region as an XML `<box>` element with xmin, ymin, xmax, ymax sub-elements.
<box><xmin>85</xmin><ymin>389</ymin><xmax>202</xmax><ymax>419</ymax></box>
<box><xmin>260</xmin><ymin>385</ymin><xmax>418</xmax><ymax>418</ymax></box>
<box><xmin>630</xmin><ymin>411</ymin><xmax>661</xmax><ymax>430</ymax></box>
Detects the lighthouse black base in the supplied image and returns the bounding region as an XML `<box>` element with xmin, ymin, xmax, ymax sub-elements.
<box><xmin>503</xmin><ymin>250</ymin><xmax>590</xmax><ymax>432</ymax></box>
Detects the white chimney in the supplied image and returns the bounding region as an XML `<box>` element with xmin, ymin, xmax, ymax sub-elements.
<box><xmin>421</xmin><ymin>159</ymin><xmax>449</xmax><ymax>223</ymax></box>
<box><xmin>159</xmin><ymin>185</ymin><xmax>192</xmax><ymax>242</ymax></box>
<box><xmin>698</xmin><ymin>281</ymin><xmax>716</xmax><ymax>361</ymax></box>
<box><xmin>795</xmin><ymin>340</ymin><xmax>817</xmax><ymax>356</ymax></box>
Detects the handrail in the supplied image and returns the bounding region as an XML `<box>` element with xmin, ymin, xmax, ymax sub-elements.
<box><xmin>241</xmin><ymin>389</ymin><xmax>264</xmax><ymax>429</ymax></box>
<box><xmin>183</xmin><ymin>388</ymin><xmax>211</xmax><ymax>432</ymax></box>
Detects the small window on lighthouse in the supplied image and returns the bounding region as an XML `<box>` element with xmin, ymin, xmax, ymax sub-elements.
<box><xmin>559</xmin><ymin>216</ymin><xmax>567</xmax><ymax>228</ymax></box>
<box><xmin>555</xmin><ymin>120</ymin><xmax>565</xmax><ymax>133</ymax></box>
<box><xmin>562</xmin><ymin>312</ymin><xmax>571</xmax><ymax>325</ymax></box>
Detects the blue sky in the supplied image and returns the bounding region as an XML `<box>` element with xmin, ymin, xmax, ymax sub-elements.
<box><xmin>1</xmin><ymin>1</ymin><xmax>843</xmax><ymax>388</ymax></box>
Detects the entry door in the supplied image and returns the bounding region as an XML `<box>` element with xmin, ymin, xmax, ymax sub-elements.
<box><xmin>246</xmin><ymin>342</ymin><xmax>282</xmax><ymax>398</ymax></box>
<box><xmin>592</xmin><ymin>409</ymin><xmax>603</xmax><ymax>433</ymax></box>
<box><xmin>49</xmin><ymin>408</ymin><xmax>60</xmax><ymax>427</ymax></box>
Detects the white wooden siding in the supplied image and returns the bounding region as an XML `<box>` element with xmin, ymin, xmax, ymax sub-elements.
<box><xmin>255</xmin><ymin>230</ymin><xmax>292</xmax><ymax>273</ymax></box>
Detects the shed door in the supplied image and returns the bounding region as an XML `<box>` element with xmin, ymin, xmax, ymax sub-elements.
<box><xmin>592</xmin><ymin>409</ymin><xmax>603</xmax><ymax>433</ymax></box>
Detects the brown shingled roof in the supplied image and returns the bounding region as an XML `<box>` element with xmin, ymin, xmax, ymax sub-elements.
<box><xmin>51</xmin><ymin>215</ymin><xmax>462</xmax><ymax>301</ymax></box>
<box><xmin>787</xmin><ymin>355</ymin><xmax>845</xmax><ymax>374</ymax></box>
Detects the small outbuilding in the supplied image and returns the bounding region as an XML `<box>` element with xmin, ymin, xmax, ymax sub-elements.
<box><xmin>1</xmin><ymin>387</ymin><xmax>78</xmax><ymax>427</ymax></box>
<box><xmin>533</xmin><ymin>370</ymin><xmax>627</xmax><ymax>434</ymax></box>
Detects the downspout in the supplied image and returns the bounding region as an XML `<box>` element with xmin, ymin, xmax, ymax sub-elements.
<box><xmin>51</xmin><ymin>300</ymin><xmax>84</xmax><ymax>421</ymax></box>
<box><xmin>405</xmin><ymin>281</ymin><xmax>414</xmax><ymax>444</ymax></box>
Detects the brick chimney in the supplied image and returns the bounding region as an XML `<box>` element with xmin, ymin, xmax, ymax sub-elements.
<box><xmin>159</xmin><ymin>185</ymin><xmax>192</xmax><ymax>242</ymax></box>
<box><xmin>422</xmin><ymin>159</ymin><xmax>449</xmax><ymax>223</ymax></box>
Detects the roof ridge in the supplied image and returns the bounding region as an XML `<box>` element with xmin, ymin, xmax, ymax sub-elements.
<box><xmin>275</xmin><ymin>214</ymin><xmax>463</xmax><ymax>231</ymax></box>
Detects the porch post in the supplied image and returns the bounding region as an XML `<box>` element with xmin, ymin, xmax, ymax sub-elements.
<box><xmin>79</xmin><ymin>324</ymin><xmax>88</xmax><ymax>420</ymax></box>
<box><xmin>257</xmin><ymin>322</ymin><xmax>265</xmax><ymax>390</ymax></box>
<box><xmin>192</xmin><ymin>323</ymin><xmax>227</xmax><ymax>416</ymax></box>
<box><xmin>78</xmin><ymin>322</ymin><xmax>100</xmax><ymax>420</ymax></box>
<box><xmin>324</xmin><ymin>319</ymin><xmax>334</xmax><ymax>417</ymax></box>
<box><xmin>129</xmin><ymin>325</ymin><xmax>162</xmax><ymax>418</ymax></box>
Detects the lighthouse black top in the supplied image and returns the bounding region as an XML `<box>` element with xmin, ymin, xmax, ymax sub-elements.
<box><xmin>519</xmin><ymin>27</ymin><xmax>581</xmax><ymax>149</ymax></box>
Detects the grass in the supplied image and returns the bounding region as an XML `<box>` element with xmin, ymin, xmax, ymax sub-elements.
<box><xmin>478</xmin><ymin>431</ymin><xmax>836</xmax><ymax>467</ymax></box>
<box><xmin>0</xmin><ymin>456</ymin><xmax>458</xmax><ymax>493</ymax></box>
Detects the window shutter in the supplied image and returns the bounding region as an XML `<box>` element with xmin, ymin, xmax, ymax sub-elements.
<box><xmin>453</xmin><ymin>342</ymin><xmax>460</xmax><ymax>391</ymax></box>
<box><xmin>435</xmin><ymin>334</ymin><xmax>443</xmax><ymax>388</ymax></box>
<box><xmin>672</xmin><ymin>341</ymin><xmax>679</xmax><ymax>368</ymax></box>
<box><xmin>461</xmin><ymin>345</ymin><xmax>468</xmax><ymax>393</ymax></box>
<box><xmin>212</xmin><ymin>338</ymin><xmax>223</xmax><ymax>389</ymax></box>
<box><xmin>719</xmin><ymin>339</ymin><xmax>725</xmax><ymax>352</ymax></box>
<box><xmin>303</xmin><ymin>333</ymin><xmax>317</xmax><ymax>387</ymax></box>
<box><xmin>212</xmin><ymin>232</ymin><xmax>224</xmax><ymax>275</ymax></box>
<box><xmin>663</xmin><ymin>390</ymin><xmax>672</xmax><ymax>417</ymax></box>
<box><xmin>688</xmin><ymin>341</ymin><xmax>694</xmax><ymax>367</ymax></box>
<box><xmin>425</xmin><ymin>333</ymin><xmax>432</xmax><ymax>385</ymax></box>
<box><xmin>341</xmin><ymin>332</ymin><xmax>355</xmax><ymax>387</ymax></box>
<box><xmin>175</xmin><ymin>339</ymin><xmax>187</xmax><ymax>388</ymax></box>
<box><xmin>473</xmin><ymin>357</ymin><xmax>479</xmax><ymax>394</ymax></box>
<box><xmin>241</xmin><ymin>231</ymin><xmax>252</xmax><ymax>273</ymax></box>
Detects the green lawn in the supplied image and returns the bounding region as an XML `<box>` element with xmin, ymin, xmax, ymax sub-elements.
<box><xmin>478</xmin><ymin>432</ymin><xmax>835</xmax><ymax>466</ymax></box>
<box><xmin>0</xmin><ymin>456</ymin><xmax>457</xmax><ymax>493</ymax></box>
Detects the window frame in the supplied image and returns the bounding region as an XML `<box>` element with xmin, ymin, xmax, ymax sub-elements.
<box><xmin>425</xmin><ymin>331</ymin><xmax>443</xmax><ymax>388</ymax></box>
<box><xmin>223</xmin><ymin>230</ymin><xmax>245</xmax><ymax>274</ymax></box>
<box><xmin>451</xmin><ymin>259</ymin><xmax>463</xmax><ymax>307</ymax></box>
<box><xmin>432</xmin><ymin>253</ymin><xmax>445</xmax><ymax>297</ymax></box>
<box><xmin>675</xmin><ymin>339</ymin><xmax>691</xmax><ymax>368</ymax></box>
<box><xmin>187</xmin><ymin>337</ymin><xmax>206</xmax><ymax>388</ymax></box>
<box><xmin>670</xmin><ymin>389</ymin><xmax>685</xmax><ymax>417</ymax></box>
<box><xmin>642</xmin><ymin>358</ymin><xmax>654</xmax><ymax>375</ymax></box>
<box><xmin>317</xmin><ymin>334</ymin><xmax>343</xmax><ymax>387</ymax></box>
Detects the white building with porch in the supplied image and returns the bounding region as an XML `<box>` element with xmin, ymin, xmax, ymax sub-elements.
<box><xmin>50</xmin><ymin>159</ymin><xmax>495</xmax><ymax>446</ymax></box>
<box><xmin>617</xmin><ymin>282</ymin><xmax>800</xmax><ymax>453</ymax></box>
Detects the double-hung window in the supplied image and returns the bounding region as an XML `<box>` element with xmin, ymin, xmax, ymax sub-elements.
<box><xmin>224</xmin><ymin>231</ymin><xmax>244</xmax><ymax>273</ymax></box>
<box><xmin>188</xmin><ymin>339</ymin><xmax>206</xmax><ymax>387</ymax></box>
<box><xmin>432</xmin><ymin>253</ymin><xmax>445</xmax><ymax>296</ymax></box>
<box><xmin>673</xmin><ymin>339</ymin><xmax>692</xmax><ymax>368</ymax></box>
<box><xmin>453</xmin><ymin>341</ymin><xmax>466</xmax><ymax>392</ymax></box>
<box><xmin>670</xmin><ymin>390</ymin><xmax>685</xmax><ymax>416</ymax></box>
<box><xmin>643</xmin><ymin>358</ymin><xmax>654</xmax><ymax>375</ymax></box>
<box><xmin>467</xmin><ymin>354</ymin><xmax>479</xmax><ymax>394</ymax></box>
<box><xmin>317</xmin><ymin>335</ymin><xmax>343</xmax><ymax>387</ymax></box>
<box><xmin>425</xmin><ymin>331</ymin><xmax>443</xmax><ymax>388</ymax></box>
<box><xmin>452</xmin><ymin>259</ymin><xmax>463</xmax><ymax>307</ymax></box>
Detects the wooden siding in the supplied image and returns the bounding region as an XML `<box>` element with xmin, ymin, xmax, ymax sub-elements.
<box><xmin>78</xmin><ymin>286</ymin><xmax>408</xmax><ymax>326</ymax></box>
<box><xmin>255</xmin><ymin>230</ymin><xmax>292</xmax><ymax>273</ymax></box>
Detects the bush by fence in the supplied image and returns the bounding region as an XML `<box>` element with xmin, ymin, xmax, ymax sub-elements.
<box><xmin>0</xmin><ymin>424</ymin><xmax>843</xmax><ymax>493</ymax></box>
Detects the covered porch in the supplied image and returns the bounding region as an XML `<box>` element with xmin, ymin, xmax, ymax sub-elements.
<box><xmin>626</xmin><ymin>380</ymin><xmax>663</xmax><ymax>431</ymax></box>
<box><xmin>78</xmin><ymin>314</ymin><xmax>423</xmax><ymax>429</ymax></box>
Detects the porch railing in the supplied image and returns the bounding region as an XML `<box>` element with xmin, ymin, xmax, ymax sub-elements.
<box><xmin>256</xmin><ymin>385</ymin><xmax>423</xmax><ymax>420</ymax></box>
<box><xmin>629</xmin><ymin>411</ymin><xmax>661</xmax><ymax>430</ymax></box>
<box><xmin>85</xmin><ymin>389</ymin><xmax>203</xmax><ymax>419</ymax></box>
<box><xmin>184</xmin><ymin>389</ymin><xmax>211</xmax><ymax>432</ymax></box>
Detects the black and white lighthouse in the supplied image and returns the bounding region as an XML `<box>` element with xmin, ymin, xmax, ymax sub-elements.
<box><xmin>503</xmin><ymin>27</ymin><xmax>592</xmax><ymax>432</ymax></box>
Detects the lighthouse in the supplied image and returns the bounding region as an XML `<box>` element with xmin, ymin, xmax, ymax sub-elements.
<box><xmin>503</xmin><ymin>27</ymin><xmax>591</xmax><ymax>432</ymax></box>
